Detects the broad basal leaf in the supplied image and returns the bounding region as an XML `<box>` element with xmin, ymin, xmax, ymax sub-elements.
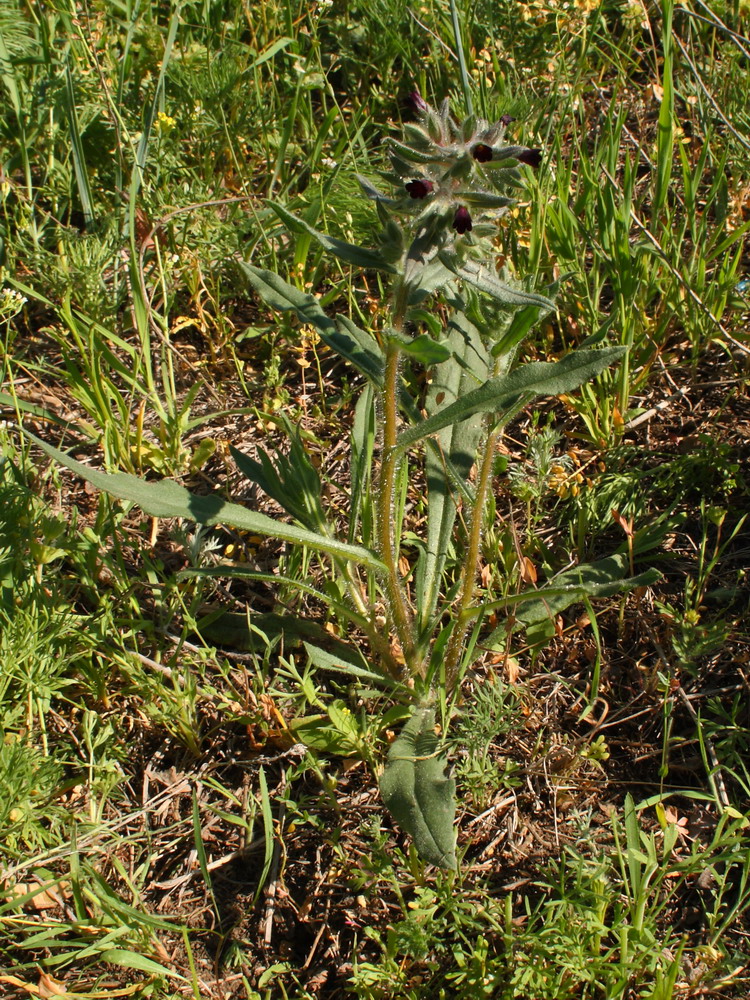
<box><xmin>380</xmin><ymin>707</ymin><xmax>456</xmax><ymax>869</ymax></box>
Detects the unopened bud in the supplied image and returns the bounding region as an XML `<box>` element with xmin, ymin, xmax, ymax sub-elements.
<box><xmin>407</xmin><ymin>90</ymin><xmax>428</xmax><ymax>113</ymax></box>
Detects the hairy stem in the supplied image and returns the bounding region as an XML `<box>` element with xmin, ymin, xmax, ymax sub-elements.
<box><xmin>377</xmin><ymin>318</ymin><xmax>417</xmax><ymax>672</ymax></box>
<box><xmin>341</xmin><ymin>560</ymin><xmax>402</xmax><ymax>678</ymax></box>
<box><xmin>443</xmin><ymin>421</ymin><xmax>502</xmax><ymax>693</ymax></box>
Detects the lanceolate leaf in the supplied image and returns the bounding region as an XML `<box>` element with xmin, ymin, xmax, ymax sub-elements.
<box><xmin>380</xmin><ymin>707</ymin><xmax>457</xmax><ymax>869</ymax></box>
<box><xmin>356</xmin><ymin>173</ymin><xmax>399</xmax><ymax>205</ymax></box>
<box><xmin>482</xmin><ymin>554</ymin><xmax>661</xmax><ymax>646</ymax></box>
<box><xmin>387</xmin><ymin>137</ymin><xmax>441</xmax><ymax>164</ymax></box>
<box><xmin>303</xmin><ymin>642</ymin><xmax>399</xmax><ymax>689</ymax></box>
<box><xmin>400</xmin><ymin>333</ymin><xmax>452</xmax><ymax>365</ymax></box>
<box><xmin>241</xmin><ymin>264</ymin><xmax>384</xmax><ymax>384</ymax></box>
<box><xmin>395</xmin><ymin>347</ymin><xmax>626</xmax><ymax>452</ymax></box>
<box><xmin>514</xmin><ymin>555</ymin><xmax>661</xmax><ymax>630</ymax></box>
<box><xmin>269</xmin><ymin>201</ymin><xmax>397</xmax><ymax>273</ymax></box>
<box><xmin>451</xmin><ymin>258</ymin><xmax>555</xmax><ymax>310</ymax></box>
<box><xmin>461</xmin><ymin>191</ymin><xmax>514</xmax><ymax>210</ymax></box>
<box><xmin>349</xmin><ymin>384</ymin><xmax>377</xmax><ymax>545</ymax></box>
<box><xmin>240</xmin><ymin>262</ymin><xmax>336</xmax><ymax>332</ymax></box>
<box><xmin>334</xmin><ymin>315</ymin><xmax>385</xmax><ymax>385</ymax></box>
<box><xmin>181</xmin><ymin>568</ymin><xmax>370</xmax><ymax>629</ymax></box>
<box><xmin>26</xmin><ymin>432</ymin><xmax>386</xmax><ymax>573</ymax></box>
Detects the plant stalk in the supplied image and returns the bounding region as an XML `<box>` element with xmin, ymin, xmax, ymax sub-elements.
<box><xmin>377</xmin><ymin>300</ymin><xmax>417</xmax><ymax>672</ymax></box>
<box><xmin>340</xmin><ymin>560</ymin><xmax>403</xmax><ymax>678</ymax></box>
<box><xmin>443</xmin><ymin>420</ymin><xmax>502</xmax><ymax>693</ymax></box>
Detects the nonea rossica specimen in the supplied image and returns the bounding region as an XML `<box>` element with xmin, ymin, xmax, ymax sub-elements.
<box><xmin>31</xmin><ymin>95</ymin><xmax>649</xmax><ymax>869</ymax></box>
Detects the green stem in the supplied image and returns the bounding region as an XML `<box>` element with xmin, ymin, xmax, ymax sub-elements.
<box><xmin>443</xmin><ymin>421</ymin><xmax>502</xmax><ymax>693</ymax></box>
<box><xmin>340</xmin><ymin>559</ymin><xmax>402</xmax><ymax>678</ymax></box>
<box><xmin>377</xmin><ymin>301</ymin><xmax>417</xmax><ymax>672</ymax></box>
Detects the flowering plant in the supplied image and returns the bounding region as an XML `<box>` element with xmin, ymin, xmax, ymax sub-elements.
<box><xmin>30</xmin><ymin>96</ymin><xmax>655</xmax><ymax>869</ymax></box>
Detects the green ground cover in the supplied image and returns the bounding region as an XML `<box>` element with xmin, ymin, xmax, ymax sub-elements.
<box><xmin>1</xmin><ymin>0</ymin><xmax>750</xmax><ymax>997</ymax></box>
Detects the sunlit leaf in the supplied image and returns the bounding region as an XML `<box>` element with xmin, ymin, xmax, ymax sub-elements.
<box><xmin>380</xmin><ymin>707</ymin><xmax>456</xmax><ymax>869</ymax></box>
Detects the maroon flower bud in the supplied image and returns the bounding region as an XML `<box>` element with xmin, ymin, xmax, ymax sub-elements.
<box><xmin>472</xmin><ymin>143</ymin><xmax>493</xmax><ymax>163</ymax></box>
<box><xmin>516</xmin><ymin>148</ymin><xmax>542</xmax><ymax>168</ymax></box>
<box><xmin>405</xmin><ymin>178</ymin><xmax>434</xmax><ymax>199</ymax></box>
<box><xmin>500</xmin><ymin>114</ymin><xmax>516</xmax><ymax>127</ymax></box>
<box><xmin>407</xmin><ymin>90</ymin><xmax>428</xmax><ymax>113</ymax></box>
<box><xmin>452</xmin><ymin>206</ymin><xmax>472</xmax><ymax>234</ymax></box>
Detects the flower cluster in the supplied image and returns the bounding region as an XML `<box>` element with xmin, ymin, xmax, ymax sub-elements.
<box><xmin>0</xmin><ymin>287</ymin><xmax>27</xmax><ymax>321</ymax></box>
<box><xmin>392</xmin><ymin>92</ymin><xmax>542</xmax><ymax>236</ymax></box>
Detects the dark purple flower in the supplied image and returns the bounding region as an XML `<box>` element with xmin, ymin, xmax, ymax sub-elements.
<box><xmin>452</xmin><ymin>206</ymin><xmax>472</xmax><ymax>234</ymax></box>
<box><xmin>405</xmin><ymin>178</ymin><xmax>434</xmax><ymax>199</ymax></box>
<box><xmin>472</xmin><ymin>143</ymin><xmax>493</xmax><ymax>163</ymax></box>
<box><xmin>407</xmin><ymin>90</ymin><xmax>428</xmax><ymax>113</ymax></box>
<box><xmin>516</xmin><ymin>148</ymin><xmax>542</xmax><ymax>168</ymax></box>
<box><xmin>500</xmin><ymin>114</ymin><xmax>516</xmax><ymax>127</ymax></box>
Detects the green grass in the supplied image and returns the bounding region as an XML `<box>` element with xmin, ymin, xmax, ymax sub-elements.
<box><xmin>1</xmin><ymin>0</ymin><xmax>750</xmax><ymax>996</ymax></box>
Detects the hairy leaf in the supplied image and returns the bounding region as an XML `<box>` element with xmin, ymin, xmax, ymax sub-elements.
<box><xmin>269</xmin><ymin>201</ymin><xmax>397</xmax><ymax>273</ymax></box>
<box><xmin>461</xmin><ymin>191</ymin><xmax>514</xmax><ymax>210</ymax></box>
<box><xmin>303</xmin><ymin>642</ymin><xmax>398</xmax><ymax>688</ymax></box>
<box><xmin>356</xmin><ymin>173</ymin><xmax>399</xmax><ymax>205</ymax></box>
<box><xmin>415</xmin><ymin>311</ymin><xmax>490</xmax><ymax>635</ymax></box>
<box><xmin>483</xmin><ymin>554</ymin><xmax>661</xmax><ymax>647</ymax></box>
<box><xmin>400</xmin><ymin>333</ymin><xmax>452</xmax><ymax>365</ymax></box>
<box><xmin>26</xmin><ymin>432</ymin><xmax>386</xmax><ymax>572</ymax></box>
<box><xmin>380</xmin><ymin>707</ymin><xmax>457</xmax><ymax>869</ymax></box>
<box><xmin>449</xmin><ymin>258</ymin><xmax>555</xmax><ymax>310</ymax></box>
<box><xmin>240</xmin><ymin>263</ymin><xmax>384</xmax><ymax>384</ymax></box>
<box><xmin>396</xmin><ymin>347</ymin><xmax>626</xmax><ymax>452</ymax></box>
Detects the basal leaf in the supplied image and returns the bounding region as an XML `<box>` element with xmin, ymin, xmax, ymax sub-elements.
<box><xmin>303</xmin><ymin>641</ymin><xmax>398</xmax><ymax>688</ymax></box>
<box><xmin>380</xmin><ymin>707</ymin><xmax>456</xmax><ymax>869</ymax></box>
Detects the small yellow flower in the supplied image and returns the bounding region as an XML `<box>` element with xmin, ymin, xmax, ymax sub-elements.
<box><xmin>154</xmin><ymin>111</ymin><xmax>176</xmax><ymax>136</ymax></box>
